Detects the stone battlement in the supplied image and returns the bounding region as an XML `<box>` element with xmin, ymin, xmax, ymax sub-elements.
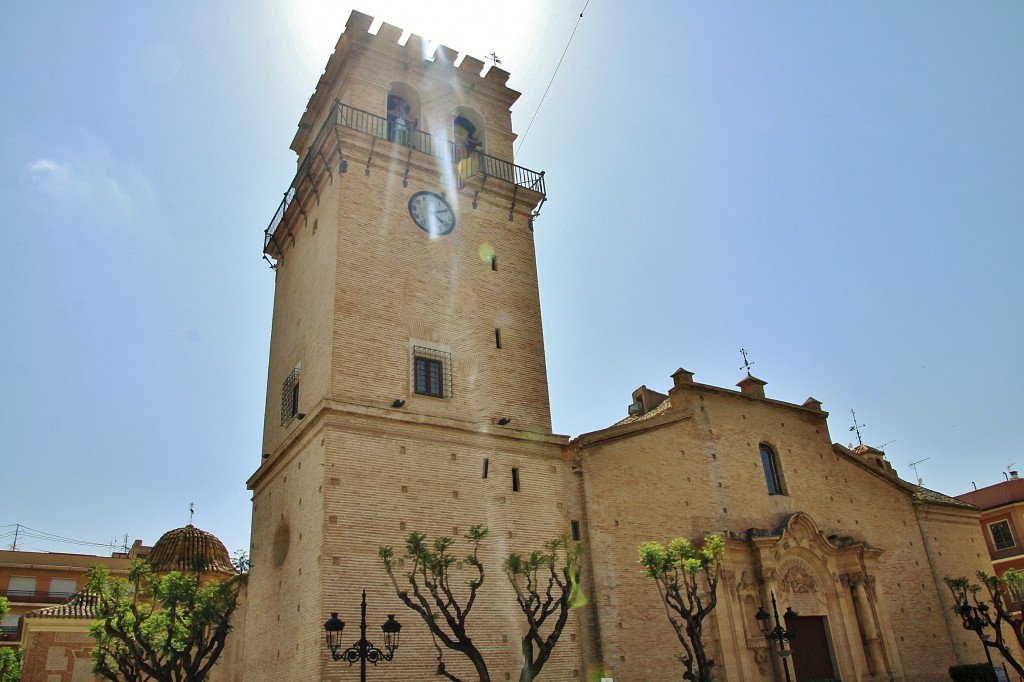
<box><xmin>344</xmin><ymin>10</ymin><xmax>511</xmax><ymax>84</ymax></box>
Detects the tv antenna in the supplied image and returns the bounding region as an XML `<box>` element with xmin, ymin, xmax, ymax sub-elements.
<box><xmin>849</xmin><ymin>409</ymin><xmax>865</xmax><ymax>447</ymax></box>
<box><xmin>908</xmin><ymin>458</ymin><xmax>930</xmax><ymax>486</ymax></box>
<box><xmin>487</xmin><ymin>52</ymin><xmax>502</xmax><ymax>66</ymax></box>
<box><xmin>739</xmin><ymin>348</ymin><xmax>754</xmax><ymax>376</ymax></box>
<box><xmin>1003</xmin><ymin>463</ymin><xmax>1016</xmax><ymax>481</ymax></box>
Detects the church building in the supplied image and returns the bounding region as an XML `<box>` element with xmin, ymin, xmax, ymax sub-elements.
<box><xmin>243</xmin><ymin>11</ymin><xmax>999</xmax><ymax>681</ymax></box>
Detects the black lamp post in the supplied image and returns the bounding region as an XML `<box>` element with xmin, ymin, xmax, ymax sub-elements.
<box><xmin>954</xmin><ymin>598</ymin><xmax>995</xmax><ymax>669</ymax></box>
<box><xmin>755</xmin><ymin>591</ymin><xmax>798</xmax><ymax>682</ymax></box>
<box><xmin>323</xmin><ymin>590</ymin><xmax>402</xmax><ymax>681</ymax></box>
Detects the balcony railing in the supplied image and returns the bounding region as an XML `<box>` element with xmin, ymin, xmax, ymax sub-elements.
<box><xmin>265</xmin><ymin>101</ymin><xmax>546</xmax><ymax>251</ymax></box>
<box><xmin>1</xmin><ymin>626</ymin><xmax>18</xmax><ymax>639</ymax></box>
<box><xmin>1</xmin><ymin>589</ymin><xmax>75</xmax><ymax>603</ymax></box>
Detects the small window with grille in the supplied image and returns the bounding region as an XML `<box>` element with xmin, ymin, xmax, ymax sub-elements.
<box><xmin>281</xmin><ymin>365</ymin><xmax>300</xmax><ymax>425</ymax></box>
<box><xmin>412</xmin><ymin>345</ymin><xmax>451</xmax><ymax>399</ymax></box>
<box><xmin>990</xmin><ymin>520</ymin><xmax>1015</xmax><ymax>550</ymax></box>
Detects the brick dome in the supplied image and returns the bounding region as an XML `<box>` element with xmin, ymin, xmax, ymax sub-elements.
<box><xmin>148</xmin><ymin>524</ymin><xmax>235</xmax><ymax>574</ymax></box>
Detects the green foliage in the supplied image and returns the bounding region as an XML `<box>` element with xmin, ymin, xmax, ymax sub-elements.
<box><xmin>638</xmin><ymin>534</ymin><xmax>725</xmax><ymax>682</ymax></box>
<box><xmin>0</xmin><ymin>647</ymin><xmax>23</xmax><ymax>682</ymax></box>
<box><xmin>0</xmin><ymin>597</ymin><xmax>21</xmax><ymax>682</ymax></box>
<box><xmin>1002</xmin><ymin>568</ymin><xmax>1024</xmax><ymax>604</ymax></box>
<box><xmin>948</xmin><ymin>663</ymin><xmax>998</xmax><ymax>682</ymax></box>
<box><xmin>86</xmin><ymin>559</ymin><xmax>241</xmax><ymax>682</ymax></box>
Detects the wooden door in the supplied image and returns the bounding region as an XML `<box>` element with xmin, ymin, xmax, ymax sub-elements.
<box><xmin>791</xmin><ymin>616</ymin><xmax>836</xmax><ymax>681</ymax></box>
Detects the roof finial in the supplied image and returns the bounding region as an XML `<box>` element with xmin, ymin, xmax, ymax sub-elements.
<box><xmin>739</xmin><ymin>348</ymin><xmax>754</xmax><ymax>376</ymax></box>
<box><xmin>189</xmin><ymin>501</ymin><xmax>195</xmax><ymax>526</ymax></box>
<box><xmin>849</xmin><ymin>409</ymin><xmax>865</xmax><ymax>447</ymax></box>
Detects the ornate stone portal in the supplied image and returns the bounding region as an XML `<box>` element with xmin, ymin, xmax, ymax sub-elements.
<box><xmin>723</xmin><ymin>513</ymin><xmax>902</xmax><ymax>681</ymax></box>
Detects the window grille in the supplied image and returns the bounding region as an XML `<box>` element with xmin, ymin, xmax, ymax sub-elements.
<box><xmin>281</xmin><ymin>366</ymin><xmax>300</xmax><ymax>425</ymax></box>
<box><xmin>412</xmin><ymin>346</ymin><xmax>451</xmax><ymax>399</ymax></box>
<box><xmin>991</xmin><ymin>520</ymin><xmax>1015</xmax><ymax>550</ymax></box>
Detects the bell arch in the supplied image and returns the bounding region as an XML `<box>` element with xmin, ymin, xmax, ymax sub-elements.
<box><xmin>452</xmin><ymin>105</ymin><xmax>486</xmax><ymax>155</ymax></box>
<box><xmin>386</xmin><ymin>81</ymin><xmax>422</xmax><ymax>147</ymax></box>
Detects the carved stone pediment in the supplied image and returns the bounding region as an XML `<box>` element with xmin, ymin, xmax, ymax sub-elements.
<box><xmin>782</xmin><ymin>563</ymin><xmax>817</xmax><ymax>594</ymax></box>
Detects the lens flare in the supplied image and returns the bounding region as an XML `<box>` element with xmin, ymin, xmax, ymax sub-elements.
<box><xmin>478</xmin><ymin>243</ymin><xmax>496</xmax><ymax>263</ymax></box>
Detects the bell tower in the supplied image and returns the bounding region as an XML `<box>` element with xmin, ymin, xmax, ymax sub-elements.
<box><xmin>245</xmin><ymin>11</ymin><xmax>579</xmax><ymax>681</ymax></box>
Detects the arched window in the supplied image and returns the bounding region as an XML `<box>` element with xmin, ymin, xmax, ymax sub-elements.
<box><xmin>760</xmin><ymin>444</ymin><xmax>784</xmax><ymax>495</ymax></box>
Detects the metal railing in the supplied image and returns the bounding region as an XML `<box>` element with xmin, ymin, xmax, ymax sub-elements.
<box><xmin>1</xmin><ymin>589</ymin><xmax>75</xmax><ymax>603</ymax></box>
<box><xmin>265</xmin><ymin>101</ymin><xmax>545</xmax><ymax>250</ymax></box>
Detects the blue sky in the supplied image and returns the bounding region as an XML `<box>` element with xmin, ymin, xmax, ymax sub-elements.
<box><xmin>2</xmin><ymin>1</ymin><xmax>1022</xmax><ymax>556</ymax></box>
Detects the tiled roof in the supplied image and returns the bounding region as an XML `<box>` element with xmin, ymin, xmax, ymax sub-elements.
<box><xmin>913</xmin><ymin>485</ymin><xmax>977</xmax><ymax>509</ymax></box>
<box><xmin>24</xmin><ymin>591</ymin><xmax>99</xmax><ymax>620</ymax></box>
<box><xmin>149</xmin><ymin>524</ymin><xmax>235</xmax><ymax>574</ymax></box>
<box><xmin>612</xmin><ymin>398</ymin><xmax>671</xmax><ymax>427</ymax></box>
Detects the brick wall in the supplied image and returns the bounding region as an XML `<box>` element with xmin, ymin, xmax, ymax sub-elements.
<box><xmin>570</xmin><ymin>375</ymin><xmax>995</xmax><ymax>682</ymax></box>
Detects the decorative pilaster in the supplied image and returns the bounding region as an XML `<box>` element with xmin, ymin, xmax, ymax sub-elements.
<box><xmin>844</xmin><ymin>572</ymin><xmax>887</xmax><ymax>676</ymax></box>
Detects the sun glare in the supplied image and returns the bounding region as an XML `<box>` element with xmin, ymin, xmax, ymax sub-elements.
<box><xmin>285</xmin><ymin>0</ymin><xmax>545</xmax><ymax>77</ymax></box>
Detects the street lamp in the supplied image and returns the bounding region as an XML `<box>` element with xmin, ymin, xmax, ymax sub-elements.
<box><xmin>323</xmin><ymin>590</ymin><xmax>402</xmax><ymax>681</ymax></box>
<box><xmin>755</xmin><ymin>591</ymin><xmax>798</xmax><ymax>682</ymax></box>
<box><xmin>954</xmin><ymin>598</ymin><xmax>995</xmax><ymax>669</ymax></box>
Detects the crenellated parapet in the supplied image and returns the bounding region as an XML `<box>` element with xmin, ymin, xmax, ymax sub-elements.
<box><xmin>292</xmin><ymin>10</ymin><xmax>521</xmax><ymax>161</ymax></box>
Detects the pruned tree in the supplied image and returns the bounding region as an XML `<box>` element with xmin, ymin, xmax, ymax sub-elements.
<box><xmin>504</xmin><ymin>535</ymin><xmax>584</xmax><ymax>682</ymax></box>
<box><xmin>380</xmin><ymin>526</ymin><xmax>491</xmax><ymax>682</ymax></box>
<box><xmin>0</xmin><ymin>597</ymin><xmax>23</xmax><ymax>682</ymax></box>
<box><xmin>86</xmin><ymin>557</ymin><xmax>242</xmax><ymax>682</ymax></box>
<box><xmin>944</xmin><ymin>570</ymin><xmax>1024</xmax><ymax>678</ymax></box>
<box><xmin>381</xmin><ymin>527</ymin><xmax>584</xmax><ymax>682</ymax></box>
<box><xmin>638</xmin><ymin>534</ymin><xmax>725</xmax><ymax>682</ymax></box>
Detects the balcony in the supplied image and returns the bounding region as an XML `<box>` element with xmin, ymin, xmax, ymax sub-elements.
<box><xmin>264</xmin><ymin>101</ymin><xmax>546</xmax><ymax>257</ymax></box>
<box><xmin>1</xmin><ymin>589</ymin><xmax>75</xmax><ymax>604</ymax></box>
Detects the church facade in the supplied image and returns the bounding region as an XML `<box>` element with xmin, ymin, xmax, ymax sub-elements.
<box><xmin>243</xmin><ymin>11</ymin><xmax>998</xmax><ymax>681</ymax></box>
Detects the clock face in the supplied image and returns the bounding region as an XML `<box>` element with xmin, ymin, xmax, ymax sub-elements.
<box><xmin>408</xmin><ymin>191</ymin><xmax>456</xmax><ymax>236</ymax></box>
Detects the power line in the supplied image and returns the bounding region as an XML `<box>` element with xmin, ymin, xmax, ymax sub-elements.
<box><xmin>3</xmin><ymin>523</ymin><xmax>118</xmax><ymax>551</ymax></box>
<box><xmin>514</xmin><ymin>0</ymin><xmax>591</xmax><ymax>158</ymax></box>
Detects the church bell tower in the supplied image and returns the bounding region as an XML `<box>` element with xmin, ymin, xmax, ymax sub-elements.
<box><xmin>245</xmin><ymin>11</ymin><xmax>579</xmax><ymax>681</ymax></box>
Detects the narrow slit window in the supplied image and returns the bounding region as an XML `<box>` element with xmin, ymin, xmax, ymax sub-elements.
<box><xmin>512</xmin><ymin>467</ymin><xmax>520</xmax><ymax>492</ymax></box>
<box><xmin>483</xmin><ymin>458</ymin><xmax>489</xmax><ymax>479</ymax></box>
<box><xmin>571</xmin><ymin>520</ymin><xmax>581</xmax><ymax>541</ymax></box>
<box><xmin>490</xmin><ymin>254</ymin><xmax>497</xmax><ymax>271</ymax></box>
<box><xmin>495</xmin><ymin>328</ymin><xmax>502</xmax><ymax>349</ymax></box>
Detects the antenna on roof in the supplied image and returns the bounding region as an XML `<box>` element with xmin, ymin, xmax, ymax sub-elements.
<box><xmin>739</xmin><ymin>348</ymin><xmax>754</xmax><ymax>376</ymax></box>
<box><xmin>849</xmin><ymin>409</ymin><xmax>865</xmax><ymax>447</ymax></box>
<box><xmin>487</xmin><ymin>52</ymin><xmax>502</xmax><ymax>66</ymax></box>
<box><xmin>908</xmin><ymin>458</ymin><xmax>930</xmax><ymax>486</ymax></box>
<box><xmin>879</xmin><ymin>440</ymin><xmax>896</xmax><ymax>452</ymax></box>
<box><xmin>1003</xmin><ymin>464</ymin><xmax>1016</xmax><ymax>481</ymax></box>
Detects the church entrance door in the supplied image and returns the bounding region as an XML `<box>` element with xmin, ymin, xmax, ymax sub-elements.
<box><xmin>790</xmin><ymin>616</ymin><xmax>836</xmax><ymax>681</ymax></box>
